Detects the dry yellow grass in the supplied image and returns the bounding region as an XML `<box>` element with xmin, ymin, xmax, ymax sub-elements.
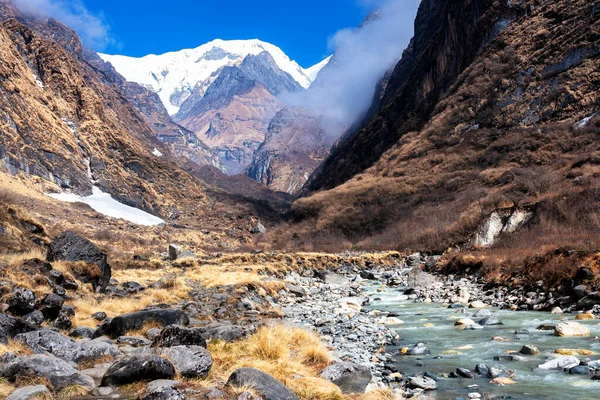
<box><xmin>0</xmin><ymin>248</ymin><xmax>47</xmax><ymax>267</ymax></box>
<box><xmin>0</xmin><ymin>378</ymin><xmax>17</xmax><ymax>398</ymax></box>
<box><xmin>0</xmin><ymin>340</ymin><xmax>34</xmax><ymax>357</ymax></box>
<box><xmin>205</xmin><ymin>324</ymin><xmax>341</xmax><ymax>400</ymax></box>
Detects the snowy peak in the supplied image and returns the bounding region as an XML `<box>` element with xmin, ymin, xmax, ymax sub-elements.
<box><xmin>99</xmin><ymin>39</ymin><xmax>330</xmax><ymax>115</ymax></box>
<box><xmin>304</xmin><ymin>55</ymin><xmax>332</xmax><ymax>82</ymax></box>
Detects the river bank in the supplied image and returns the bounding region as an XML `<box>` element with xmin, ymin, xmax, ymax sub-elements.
<box><xmin>278</xmin><ymin>253</ymin><xmax>600</xmax><ymax>399</ymax></box>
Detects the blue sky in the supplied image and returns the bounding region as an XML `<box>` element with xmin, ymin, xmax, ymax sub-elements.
<box><xmin>82</xmin><ymin>0</ymin><xmax>376</xmax><ymax>67</ymax></box>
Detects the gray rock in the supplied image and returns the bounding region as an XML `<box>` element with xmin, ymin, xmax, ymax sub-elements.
<box><xmin>73</xmin><ymin>338</ymin><xmax>122</xmax><ymax>363</ymax></box>
<box><xmin>153</xmin><ymin>345</ymin><xmax>212</xmax><ymax>378</ymax></box>
<box><xmin>146</xmin><ymin>328</ymin><xmax>162</xmax><ymax>341</ymax></box>
<box><xmin>228</xmin><ymin>367</ymin><xmax>298</xmax><ymax>400</ymax></box>
<box><xmin>80</xmin><ymin>363</ymin><xmax>113</xmax><ymax>386</ymax></box>
<box><xmin>320</xmin><ymin>272</ymin><xmax>349</xmax><ymax>285</ymax></box>
<box><xmin>519</xmin><ymin>345</ymin><xmax>540</xmax><ymax>355</ymax></box>
<box><xmin>70</xmin><ymin>326</ymin><xmax>96</xmax><ymax>339</ymax></box>
<box><xmin>250</xmin><ymin>223</ymin><xmax>265</xmax><ymax>234</ymax></box>
<box><xmin>144</xmin><ymin>379</ymin><xmax>184</xmax><ymax>400</ymax></box>
<box><xmin>471</xmin><ymin>309</ymin><xmax>492</xmax><ymax>318</ymax></box>
<box><xmin>3</xmin><ymin>354</ymin><xmax>94</xmax><ymax>391</ymax></box>
<box><xmin>285</xmin><ymin>283</ymin><xmax>306</xmax><ymax>297</ymax></box>
<box><xmin>23</xmin><ymin>311</ymin><xmax>44</xmax><ymax>326</ymax></box>
<box><xmin>477</xmin><ymin>315</ymin><xmax>503</xmax><ymax>326</ymax></box>
<box><xmin>7</xmin><ymin>385</ymin><xmax>51</xmax><ymax>400</ymax></box>
<box><xmin>406</xmin><ymin>342</ymin><xmax>430</xmax><ymax>355</ymax></box>
<box><xmin>152</xmin><ymin>325</ymin><xmax>207</xmax><ymax>348</ymax></box>
<box><xmin>92</xmin><ymin>312</ymin><xmax>107</xmax><ymax>321</ymax></box>
<box><xmin>101</xmin><ymin>355</ymin><xmax>176</xmax><ymax>386</ymax></box>
<box><xmin>569</xmin><ymin>365</ymin><xmax>591</xmax><ymax>375</ymax></box>
<box><xmin>118</xmin><ymin>336</ymin><xmax>151</xmax><ymax>347</ymax></box>
<box><xmin>15</xmin><ymin>329</ymin><xmax>79</xmax><ymax>360</ymax></box>
<box><xmin>40</xmin><ymin>294</ymin><xmax>64</xmax><ymax>320</ymax></box>
<box><xmin>6</xmin><ymin>288</ymin><xmax>36</xmax><ymax>316</ymax></box>
<box><xmin>320</xmin><ymin>362</ymin><xmax>372</xmax><ymax>393</ymax></box>
<box><xmin>195</xmin><ymin>323</ymin><xmax>247</xmax><ymax>342</ymax></box>
<box><xmin>537</xmin><ymin>356</ymin><xmax>580</xmax><ymax>371</ymax></box>
<box><xmin>168</xmin><ymin>244</ymin><xmax>181</xmax><ymax>261</ymax></box>
<box><xmin>47</xmin><ymin>231</ymin><xmax>111</xmax><ymax>292</ymax></box>
<box><xmin>407</xmin><ymin>376</ymin><xmax>437</xmax><ymax>390</ymax></box>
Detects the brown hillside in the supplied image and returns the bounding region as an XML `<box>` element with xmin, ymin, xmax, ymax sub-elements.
<box><xmin>288</xmin><ymin>0</ymin><xmax>600</xmax><ymax>257</ymax></box>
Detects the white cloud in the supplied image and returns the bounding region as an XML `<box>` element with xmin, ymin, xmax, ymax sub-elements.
<box><xmin>283</xmin><ymin>0</ymin><xmax>421</xmax><ymax>138</ymax></box>
<box><xmin>12</xmin><ymin>0</ymin><xmax>116</xmax><ymax>50</ymax></box>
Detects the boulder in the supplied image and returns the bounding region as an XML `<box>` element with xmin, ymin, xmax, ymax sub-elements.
<box><xmin>3</xmin><ymin>354</ymin><xmax>94</xmax><ymax>391</ymax></box>
<box><xmin>519</xmin><ymin>345</ymin><xmax>540</xmax><ymax>355</ymax></box>
<box><xmin>15</xmin><ymin>329</ymin><xmax>79</xmax><ymax>360</ymax></box>
<box><xmin>40</xmin><ymin>294</ymin><xmax>64</xmax><ymax>320</ymax></box>
<box><xmin>101</xmin><ymin>355</ymin><xmax>176</xmax><ymax>386</ymax></box>
<box><xmin>537</xmin><ymin>356</ymin><xmax>580</xmax><ymax>371</ymax></box>
<box><xmin>153</xmin><ymin>345</ymin><xmax>212</xmax><ymax>378</ymax></box>
<box><xmin>406</xmin><ymin>376</ymin><xmax>437</xmax><ymax>390</ymax></box>
<box><xmin>320</xmin><ymin>362</ymin><xmax>372</xmax><ymax>394</ymax></box>
<box><xmin>477</xmin><ymin>315</ymin><xmax>503</xmax><ymax>326</ymax></box>
<box><xmin>456</xmin><ymin>368</ymin><xmax>476</xmax><ymax>378</ymax></box>
<box><xmin>250</xmin><ymin>222</ymin><xmax>265</xmax><ymax>234</ymax></box>
<box><xmin>152</xmin><ymin>325</ymin><xmax>207</xmax><ymax>348</ymax></box>
<box><xmin>402</xmin><ymin>342</ymin><xmax>430</xmax><ymax>356</ymax></box>
<box><xmin>285</xmin><ymin>283</ymin><xmax>306</xmax><ymax>297</ymax></box>
<box><xmin>472</xmin><ymin>309</ymin><xmax>492</xmax><ymax>318</ymax></box>
<box><xmin>228</xmin><ymin>368</ymin><xmax>298</xmax><ymax>400</ymax></box>
<box><xmin>554</xmin><ymin>321</ymin><xmax>590</xmax><ymax>337</ymax></box>
<box><xmin>144</xmin><ymin>379</ymin><xmax>184</xmax><ymax>400</ymax></box>
<box><xmin>554</xmin><ymin>348</ymin><xmax>593</xmax><ymax>356</ymax></box>
<box><xmin>550</xmin><ymin>307</ymin><xmax>563</xmax><ymax>314</ymax></box>
<box><xmin>7</xmin><ymin>385</ymin><xmax>51</xmax><ymax>400</ymax></box>
<box><xmin>70</xmin><ymin>326</ymin><xmax>96</xmax><ymax>339</ymax></box>
<box><xmin>318</xmin><ymin>271</ymin><xmax>349</xmax><ymax>285</ymax></box>
<box><xmin>6</xmin><ymin>288</ymin><xmax>36</xmax><ymax>316</ymax></box>
<box><xmin>536</xmin><ymin>324</ymin><xmax>556</xmax><ymax>331</ymax></box>
<box><xmin>195</xmin><ymin>323</ymin><xmax>247</xmax><ymax>342</ymax></box>
<box><xmin>47</xmin><ymin>231</ymin><xmax>111</xmax><ymax>292</ymax></box>
<box><xmin>0</xmin><ymin>313</ymin><xmax>37</xmax><ymax>339</ymax></box>
<box><xmin>455</xmin><ymin>318</ymin><xmax>475</xmax><ymax>327</ymax></box>
<box><xmin>490</xmin><ymin>377</ymin><xmax>516</xmax><ymax>385</ymax></box>
<box><xmin>98</xmin><ymin>309</ymin><xmax>190</xmax><ymax>338</ymax></box>
<box><xmin>575</xmin><ymin>313</ymin><xmax>595</xmax><ymax>320</ymax></box>
<box><xmin>569</xmin><ymin>365</ymin><xmax>591</xmax><ymax>375</ymax></box>
<box><xmin>475</xmin><ymin>364</ymin><xmax>489</xmax><ymax>376</ymax></box>
<box><xmin>469</xmin><ymin>301</ymin><xmax>486</xmax><ymax>309</ymax></box>
<box><xmin>22</xmin><ymin>311</ymin><xmax>44</xmax><ymax>326</ymax></box>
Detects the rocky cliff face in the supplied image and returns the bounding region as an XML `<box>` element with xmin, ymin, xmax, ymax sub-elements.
<box><xmin>247</xmin><ymin>107</ymin><xmax>333</xmax><ymax>194</ymax></box>
<box><xmin>292</xmin><ymin>0</ymin><xmax>600</xmax><ymax>253</ymax></box>
<box><xmin>174</xmin><ymin>52</ymin><xmax>307</xmax><ymax>175</ymax></box>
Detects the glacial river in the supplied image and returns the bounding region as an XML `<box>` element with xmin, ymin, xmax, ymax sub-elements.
<box><xmin>363</xmin><ymin>283</ymin><xmax>600</xmax><ymax>400</ymax></box>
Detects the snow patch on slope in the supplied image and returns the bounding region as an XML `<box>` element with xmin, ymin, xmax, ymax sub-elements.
<box><xmin>99</xmin><ymin>39</ymin><xmax>330</xmax><ymax>115</ymax></box>
<box><xmin>48</xmin><ymin>187</ymin><xmax>164</xmax><ymax>226</ymax></box>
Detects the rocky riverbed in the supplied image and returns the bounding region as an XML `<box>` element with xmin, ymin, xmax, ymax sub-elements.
<box><xmin>278</xmin><ymin>253</ymin><xmax>600</xmax><ymax>399</ymax></box>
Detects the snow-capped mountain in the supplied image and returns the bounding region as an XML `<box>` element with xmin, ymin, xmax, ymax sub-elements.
<box><xmin>100</xmin><ymin>39</ymin><xmax>329</xmax><ymax>115</ymax></box>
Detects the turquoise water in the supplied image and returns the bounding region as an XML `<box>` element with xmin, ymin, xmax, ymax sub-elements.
<box><xmin>363</xmin><ymin>284</ymin><xmax>600</xmax><ymax>400</ymax></box>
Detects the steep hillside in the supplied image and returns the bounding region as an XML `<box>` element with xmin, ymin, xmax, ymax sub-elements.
<box><xmin>290</xmin><ymin>0</ymin><xmax>600</xmax><ymax>259</ymax></box>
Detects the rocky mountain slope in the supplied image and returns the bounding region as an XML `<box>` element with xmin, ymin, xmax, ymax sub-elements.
<box><xmin>291</xmin><ymin>0</ymin><xmax>600</xmax><ymax>258</ymax></box>
<box><xmin>0</xmin><ymin>0</ymin><xmax>286</xmax><ymax>242</ymax></box>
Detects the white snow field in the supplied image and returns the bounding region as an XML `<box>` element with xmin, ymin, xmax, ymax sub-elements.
<box><xmin>48</xmin><ymin>187</ymin><xmax>164</xmax><ymax>226</ymax></box>
<box><xmin>100</xmin><ymin>39</ymin><xmax>330</xmax><ymax>115</ymax></box>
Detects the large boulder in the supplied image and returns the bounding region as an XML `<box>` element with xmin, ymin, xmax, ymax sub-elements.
<box><xmin>554</xmin><ymin>321</ymin><xmax>590</xmax><ymax>337</ymax></box>
<box><xmin>101</xmin><ymin>355</ymin><xmax>176</xmax><ymax>386</ymax></box>
<box><xmin>15</xmin><ymin>329</ymin><xmax>120</xmax><ymax>363</ymax></box>
<box><xmin>0</xmin><ymin>313</ymin><xmax>37</xmax><ymax>339</ymax></box>
<box><xmin>144</xmin><ymin>380</ymin><xmax>184</xmax><ymax>400</ymax></box>
<box><xmin>152</xmin><ymin>325</ymin><xmax>207</xmax><ymax>348</ymax></box>
<box><xmin>15</xmin><ymin>329</ymin><xmax>79</xmax><ymax>360</ymax></box>
<box><xmin>195</xmin><ymin>323</ymin><xmax>248</xmax><ymax>342</ymax></box>
<box><xmin>320</xmin><ymin>362</ymin><xmax>372</xmax><ymax>394</ymax></box>
<box><xmin>407</xmin><ymin>376</ymin><xmax>437</xmax><ymax>390</ymax></box>
<box><xmin>537</xmin><ymin>356</ymin><xmax>580</xmax><ymax>371</ymax></box>
<box><xmin>47</xmin><ymin>231</ymin><xmax>111</xmax><ymax>292</ymax></box>
<box><xmin>7</xmin><ymin>385</ymin><xmax>51</xmax><ymax>400</ymax></box>
<box><xmin>228</xmin><ymin>368</ymin><xmax>298</xmax><ymax>400</ymax></box>
<box><xmin>97</xmin><ymin>309</ymin><xmax>190</xmax><ymax>339</ymax></box>
<box><xmin>39</xmin><ymin>294</ymin><xmax>64</xmax><ymax>320</ymax></box>
<box><xmin>152</xmin><ymin>346</ymin><xmax>212</xmax><ymax>378</ymax></box>
<box><xmin>3</xmin><ymin>354</ymin><xmax>94</xmax><ymax>391</ymax></box>
<box><xmin>6</xmin><ymin>288</ymin><xmax>36</xmax><ymax>316</ymax></box>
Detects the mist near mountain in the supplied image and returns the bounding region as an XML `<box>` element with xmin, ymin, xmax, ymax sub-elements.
<box><xmin>283</xmin><ymin>0</ymin><xmax>421</xmax><ymax>137</ymax></box>
<box><xmin>11</xmin><ymin>0</ymin><xmax>115</xmax><ymax>49</ymax></box>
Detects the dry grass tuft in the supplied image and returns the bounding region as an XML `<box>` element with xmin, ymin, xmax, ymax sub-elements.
<box><xmin>206</xmin><ymin>324</ymin><xmax>340</xmax><ymax>400</ymax></box>
<box><xmin>57</xmin><ymin>385</ymin><xmax>88</xmax><ymax>400</ymax></box>
<box><xmin>0</xmin><ymin>378</ymin><xmax>17</xmax><ymax>398</ymax></box>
